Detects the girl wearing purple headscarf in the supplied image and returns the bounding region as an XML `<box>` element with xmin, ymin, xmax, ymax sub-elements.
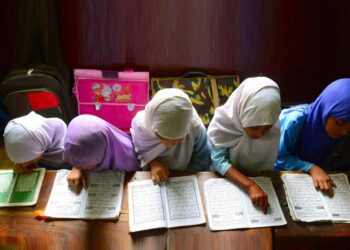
<box><xmin>64</xmin><ymin>114</ymin><xmax>140</xmax><ymax>193</ymax></box>
<box><xmin>275</xmin><ymin>79</ymin><xmax>350</xmax><ymax>195</ymax></box>
<box><xmin>4</xmin><ymin>112</ymin><xmax>67</xmax><ymax>173</ymax></box>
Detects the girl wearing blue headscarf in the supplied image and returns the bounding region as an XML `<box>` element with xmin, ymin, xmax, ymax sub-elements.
<box><xmin>275</xmin><ymin>79</ymin><xmax>350</xmax><ymax>195</ymax></box>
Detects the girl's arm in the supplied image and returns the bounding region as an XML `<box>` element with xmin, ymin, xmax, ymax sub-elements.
<box><xmin>275</xmin><ymin>113</ymin><xmax>313</xmax><ymax>172</ymax></box>
<box><xmin>211</xmin><ymin>145</ymin><xmax>269</xmax><ymax>213</ymax></box>
<box><xmin>224</xmin><ymin>166</ymin><xmax>269</xmax><ymax>213</ymax></box>
<box><xmin>276</xmin><ymin>110</ymin><xmax>334</xmax><ymax>195</ymax></box>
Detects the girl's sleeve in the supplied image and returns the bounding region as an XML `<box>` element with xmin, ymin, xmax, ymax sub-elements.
<box><xmin>188</xmin><ymin>125</ymin><xmax>212</xmax><ymax>171</ymax></box>
<box><xmin>275</xmin><ymin>112</ymin><xmax>313</xmax><ymax>172</ymax></box>
<box><xmin>210</xmin><ymin>143</ymin><xmax>232</xmax><ymax>176</ymax></box>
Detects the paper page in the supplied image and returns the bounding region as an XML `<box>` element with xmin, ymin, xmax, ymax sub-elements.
<box><xmin>128</xmin><ymin>179</ymin><xmax>167</xmax><ymax>232</ymax></box>
<box><xmin>281</xmin><ymin>173</ymin><xmax>332</xmax><ymax>222</ymax></box>
<box><xmin>241</xmin><ymin>177</ymin><xmax>287</xmax><ymax>228</ymax></box>
<box><xmin>45</xmin><ymin>169</ymin><xmax>88</xmax><ymax>218</ymax></box>
<box><xmin>204</xmin><ymin>178</ymin><xmax>248</xmax><ymax>231</ymax></box>
<box><xmin>164</xmin><ymin>175</ymin><xmax>206</xmax><ymax>228</ymax></box>
<box><xmin>82</xmin><ymin>170</ymin><xmax>124</xmax><ymax>219</ymax></box>
<box><xmin>283</xmin><ymin>188</ymin><xmax>297</xmax><ymax>220</ymax></box>
<box><xmin>0</xmin><ymin>170</ymin><xmax>16</xmax><ymax>205</ymax></box>
<box><xmin>323</xmin><ymin>174</ymin><xmax>350</xmax><ymax>222</ymax></box>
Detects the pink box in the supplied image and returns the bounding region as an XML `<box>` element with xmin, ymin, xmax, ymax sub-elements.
<box><xmin>74</xmin><ymin>69</ymin><xmax>149</xmax><ymax>132</ymax></box>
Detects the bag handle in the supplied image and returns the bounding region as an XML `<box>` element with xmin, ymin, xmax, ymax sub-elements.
<box><xmin>101</xmin><ymin>69</ymin><xmax>134</xmax><ymax>79</ymax></box>
<box><xmin>102</xmin><ymin>71</ymin><xmax>119</xmax><ymax>79</ymax></box>
<box><xmin>182</xmin><ymin>70</ymin><xmax>207</xmax><ymax>78</ymax></box>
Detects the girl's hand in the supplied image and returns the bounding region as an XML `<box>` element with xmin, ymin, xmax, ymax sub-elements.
<box><xmin>309</xmin><ymin>165</ymin><xmax>335</xmax><ymax>197</ymax></box>
<box><xmin>13</xmin><ymin>164</ymin><xmax>28</xmax><ymax>174</ymax></box>
<box><xmin>224</xmin><ymin>166</ymin><xmax>269</xmax><ymax>214</ymax></box>
<box><xmin>67</xmin><ymin>167</ymin><xmax>88</xmax><ymax>194</ymax></box>
<box><xmin>13</xmin><ymin>163</ymin><xmax>37</xmax><ymax>174</ymax></box>
<box><xmin>150</xmin><ymin>160</ymin><xmax>169</xmax><ymax>183</ymax></box>
<box><xmin>247</xmin><ymin>182</ymin><xmax>269</xmax><ymax>214</ymax></box>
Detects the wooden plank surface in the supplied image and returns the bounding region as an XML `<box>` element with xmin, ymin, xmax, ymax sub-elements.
<box><xmin>167</xmin><ymin>172</ymin><xmax>272</xmax><ymax>250</ymax></box>
<box><xmin>0</xmin><ymin>171</ymin><xmax>166</xmax><ymax>250</ymax></box>
<box><xmin>0</xmin><ymin>171</ymin><xmax>273</xmax><ymax>250</ymax></box>
<box><xmin>266</xmin><ymin>171</ymin><xmax>350</xmax><ymax>250</ymax></box>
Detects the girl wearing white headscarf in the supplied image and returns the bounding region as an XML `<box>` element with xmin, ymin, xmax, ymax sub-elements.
<box><xmin>208</xmin><ymin>77</ymin><xmax>281</xmax><ymax>213</ymax></box>
<box><xmin>4</xmin><ymin>112</ymin><xmax>67</xmax><ymax>173</ymax></box>
<box><xmin>131</xmin><ymin>88</ymin><xmax>211</xmax><ymax>182</ymax></box>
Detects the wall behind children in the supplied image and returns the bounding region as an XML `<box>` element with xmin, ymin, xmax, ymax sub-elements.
<box><xmin>1</xmin><ymin>0</ymin><xmax>350</xmax><ymax>104</ymax></box>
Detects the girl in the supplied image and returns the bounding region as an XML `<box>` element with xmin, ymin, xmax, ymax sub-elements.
<box><xmin>275</xmin><ymin>78</ymin><xmax>350</xmax><ymax>196</ymax></box>
<box><xmin>130</xmin><ymin>88</ymin><xmax>211</xmax><ymax>183</ymax></box>
<box><xmin>208</xmin><ymin>77</ymin><xmax>281</xmax><ymax>213</ymax></box>
<box><xmin>64</xmin><ymin>114</ymin><xmax>141</xmax><ymax>193</ymax></box>
<box><xmin>4</xmin><ymin>111</ymin><xmax>67</xmax><ymax>173</ymax></box>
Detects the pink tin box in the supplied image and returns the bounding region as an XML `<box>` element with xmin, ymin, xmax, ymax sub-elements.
<box><xmin>74</xmin><ymin>69</ymin><xmax>149</xmax><ymax>132</ymax></box>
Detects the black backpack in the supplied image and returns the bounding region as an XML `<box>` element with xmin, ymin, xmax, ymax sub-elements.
<box><xmin>0</xmin><ymin>64</ymin><xmax>74</xmax><ymax>123</ymax></box>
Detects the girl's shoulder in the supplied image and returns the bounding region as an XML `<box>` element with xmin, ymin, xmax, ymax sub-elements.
<box><xmin>281</xmin><ymin>104</ymin><xmax>308</xmax><ymax>118</ymax></box>
<box><xmin>193</xmin><ymin>123</ymin><xmax>207</xmax><ymax>136</ymax></box>
<box><xmin>280</xmin><ymin>104</ymin><xmax>308</xmax><ymax>129</ymax></box>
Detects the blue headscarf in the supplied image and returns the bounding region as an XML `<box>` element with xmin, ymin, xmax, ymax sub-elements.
<box><xmin>297</xmin><ymin>78</ymin><xmax>350</xmax><ymax>169</ymax></box>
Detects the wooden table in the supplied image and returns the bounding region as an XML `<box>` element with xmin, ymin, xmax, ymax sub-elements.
<box><xmin>0</xmin><ymin>171</ymin><xmax>272</xmax><ymax>250</ymax></box>
<box><xmin>266</xmin><ymin>172</ymin><xmax>350</xmax><ymax>250</ymax></box>
<box><xmin>134</xmin><ymin>172</ymin><xmax>272</xmax><ymax>250</ymax></box>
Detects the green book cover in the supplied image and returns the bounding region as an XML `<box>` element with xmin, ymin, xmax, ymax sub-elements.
<box><xmin>0</xmin><ymin>168</ymin><xmax>45</xmax><ymax>207</ymax></box>
<box><xmin>0</xmin><ymin>172</ymin><xmax>15</xmax><ymax>203</ymax></box>
<box><xmin>9</xmin><ymin>171</ymin><xmax>40</xmax><ymax>203</ymax></box>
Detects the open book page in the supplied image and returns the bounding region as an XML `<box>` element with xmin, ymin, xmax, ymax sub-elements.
<box><xmin>204</xmin><ymin>177</ymin><xmax>286</xmax><ymax>231</ymax></box>
<box><xmin>0</xmin><ymin>168</ymin><xmax>45</xmax><ymax>207</ymax></box>
<box><xmin>204</xmin><ymin>178</ymin><xmax>249</xmax><ymax>231</ymax></box>
<box><xmin>82</xmin><ymin>170</ymin><xmax>124</xmax><ymax>219</ymax></box>
<box><xmin>45</xmin><ymin>169</ymin><xmax>124</xmax><ymax>219</ymax></box>
<box><xmin>281</xmin><ymin>173</ymin><xmax>332</xmax><ymax>222</ymax></box>
<box><xmin>241</xmin><ymin>177</ymin><xmax>286</xmax><ymax>228</ymax></box>
<box><xmin>323</xmin><ymin>174</ymin><xmax>350</xmax><ymax>222</ymax></box>
<box><xmin>45</xmin><ymin>169</ymin><xmax>87</xmax><ymax>218</ymax></box>
<box><xmin>128</xmin><ymin>179</ymin><xmax>167</xmax><ymax>232</ymax></box>
<box><xmin>128</xmin><ymin>175</ymin><xmax>206</xmax><ymax>232</ymax></box>
<box><xmin>164</xmin><ymin>175</ymin><xmax>206</xmax><ymax>228</ymax></box>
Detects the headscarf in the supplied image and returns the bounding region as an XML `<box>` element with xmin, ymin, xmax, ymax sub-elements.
<box><xmin>130</xmin><ymin>88</ymin><xmax>202</xmax><ymax>168</ymax></box>
<box><xmin>297</xmin><ymin>78</ymin><xmax>350</xmax><ymax>169</ymax></box>
<box><xmin>64</xmin><ymin>114</ymin><xmax>140</xmax><ymax>172</ymax></box>
<box><xmin>4</xmin><ymin>111</ymin><xmax>66</xmax><ymax>164</ymax></box>
<box><xmin>208</xmin><ymin>76</ymin><xmax>281</xmax><ymax>174</ymax></box>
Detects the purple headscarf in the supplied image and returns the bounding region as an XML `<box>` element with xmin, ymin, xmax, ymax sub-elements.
<box><xmin>298</xmin><ymin>78</ymin><xmax>350</xmax><ymax>169</ymax></box>
<box><xmin>64</xmin><ymin>115</ymin><xmax>140</xmax><ymax>172</ymax></box>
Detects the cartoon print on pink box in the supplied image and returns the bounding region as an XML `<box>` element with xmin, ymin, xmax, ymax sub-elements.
<box><xmin>92</xmin><ymin>82</ymin><xmax>134</xmax><ymax>103</ymax></box>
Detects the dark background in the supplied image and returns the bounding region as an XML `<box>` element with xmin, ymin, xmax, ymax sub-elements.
<box><xmin>1</xmin><ymin>0</ymin><xmax>349</xmax><ymax>103</ymax></box>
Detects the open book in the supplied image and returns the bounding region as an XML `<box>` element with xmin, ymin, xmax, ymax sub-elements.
<box><xmin>0</xmin><ymin>168</ymin><xmax>45</xmax><ymax>207</ymax></box>
<box><xmin>44</xmin><ymin>169</ymin><xmax>124</xmax><ymax>219</ymax></box>
<box><xmin>128</xmin><ymin>175</ymin><xmax>206</xmax><ymax>232</ymax></box>
<box><xmin>282</xmin><ymin>173</ymin><xmax>350</xmax><ymax>222</ymax></box>
<box><xmin>203</xmin><ymin>177</ymin><xmax>286</xmax><ymax>231</ymax></box>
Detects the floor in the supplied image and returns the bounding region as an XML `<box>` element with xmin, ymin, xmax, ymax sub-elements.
<box><xmin>0</xmin><ymin>137</ymin><xmax>13</xmax><ymax>169</ymax></box>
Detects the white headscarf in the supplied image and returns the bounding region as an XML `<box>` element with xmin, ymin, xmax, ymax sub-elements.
<box><xmin>208</xmin><ymin>77</ymin><xmax>281</xmax><ymax>174</ymax></box>
<box><xmin>130</xmin><ymin>88</ymin><xmax>202</xmax><ymax>169</ymax></box>
<box><xmin>4</xmin><ymin>112</ymin><xmax>67</xmax><ymax>164</ymax></box>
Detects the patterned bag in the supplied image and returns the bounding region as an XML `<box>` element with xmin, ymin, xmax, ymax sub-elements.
<box><xmin>151</xmin><ymin>72</ymin><xmax>239</xmax><ymax>126</ymax></box>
